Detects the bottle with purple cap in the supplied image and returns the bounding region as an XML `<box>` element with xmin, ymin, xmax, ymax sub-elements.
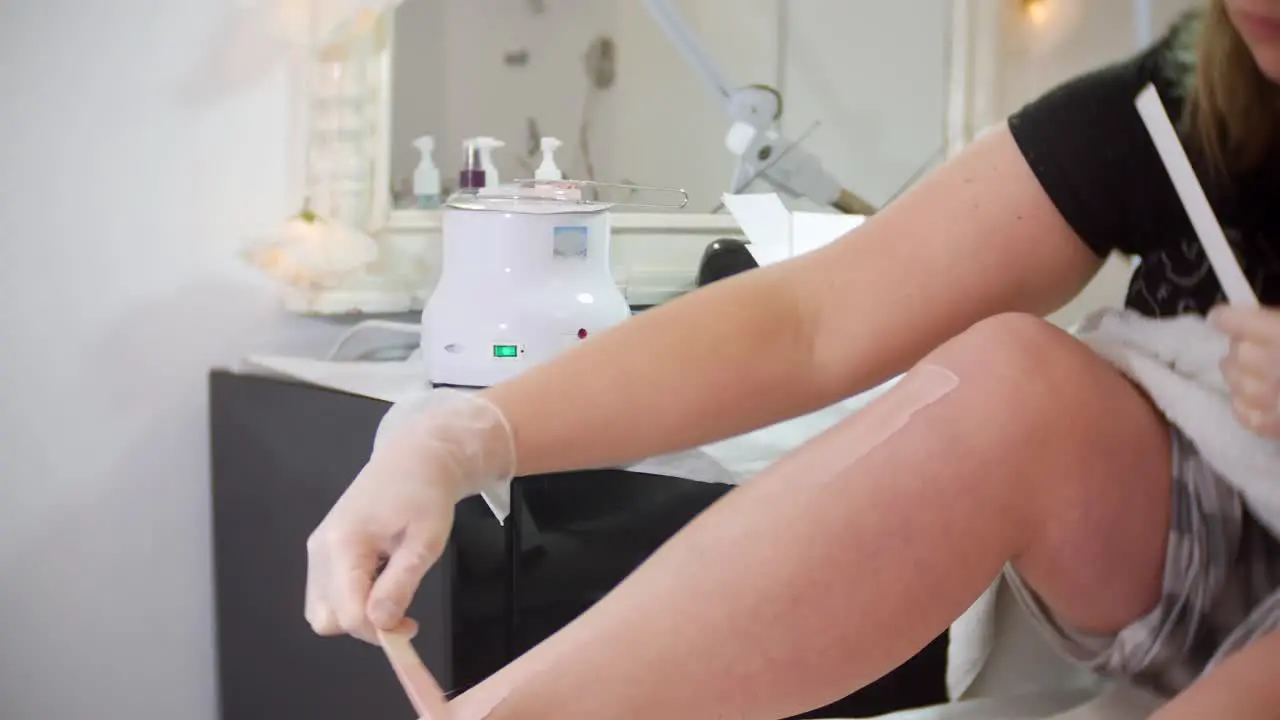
<box><xmin>458</xmin><ymin>138</ymin><xmax>486</xmax><ymax>191</ymax></box>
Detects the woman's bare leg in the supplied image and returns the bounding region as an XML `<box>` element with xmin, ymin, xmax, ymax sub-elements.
<box><xmin>454</xmin><ymin>313</ymin><xmax>1172</xmax><ymax>720</ymax></box>
<box><xmin>1152</xmin><ymin>631</ymin><xmax>1280</xmax><ymax>718</ymax></box>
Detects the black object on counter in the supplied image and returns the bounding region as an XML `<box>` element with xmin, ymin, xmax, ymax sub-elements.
<box><xmin>696</xmin><ymin>237</ymin><xmax>760</xmax><ymax>287</ymax></box>
<box><xmin>208</xmin><ymin>370</ymin><xmax>945</xmax><ymax>720</ymax></box>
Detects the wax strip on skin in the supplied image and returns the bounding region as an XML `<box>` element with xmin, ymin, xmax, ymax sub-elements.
<box><xmin>819</xmin><ymin>364</ymin><xmax>960</xmax><ymax>474</ymax></box>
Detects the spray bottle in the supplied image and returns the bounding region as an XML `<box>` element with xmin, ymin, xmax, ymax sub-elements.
<box><xmin>412</xmin><ymin>135</ymin><xmax>441</xmax><ymax>208</ymax></box>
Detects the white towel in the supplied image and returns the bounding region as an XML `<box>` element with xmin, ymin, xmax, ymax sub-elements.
<box><xmin>947</xmin><ymin>308</ymin><xmax>1280</xmax><ymax>700</ymax></box>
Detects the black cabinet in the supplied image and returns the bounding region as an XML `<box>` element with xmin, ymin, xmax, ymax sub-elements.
<box><xmin>209</xmin><ymin>370</ymin><xmax>945</xmax><ymax>720</ymax></box>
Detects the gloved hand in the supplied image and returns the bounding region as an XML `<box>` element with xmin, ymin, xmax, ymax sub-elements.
<box><xmin>1211</xmin><ymin>304</ymin><xmax>1280</xmax><ymax>438</ymax></box>
<box><xmin>305</xmin><ymin>389</ymin><xmax>517</xmax><ymax>642</ymax></box>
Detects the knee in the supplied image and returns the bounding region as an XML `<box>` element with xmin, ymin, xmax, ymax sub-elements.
<box><xmin>925</xmin><ymin>312</ymin><xmax>1084</xmax><ymax>405</ymax></box>
<box><xmin>914</xmin><ymin>312</ymin><xmax>1165</xmax><ymax>457</ymax></box>
<box><xmin>915</xmin><ymin>311</ymin><xmax>1168</xmax><ymax>488</ymax></box>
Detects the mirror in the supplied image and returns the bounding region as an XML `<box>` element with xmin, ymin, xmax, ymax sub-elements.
<box><xmin>386</xmin><ymin>0</ymin><xmax>960</xmax><ymax>215</ymax></box>
<box><xmin>251</xmin><ymin>0</ymin><xmax>1199</xmax><ymax>314</ymax></box>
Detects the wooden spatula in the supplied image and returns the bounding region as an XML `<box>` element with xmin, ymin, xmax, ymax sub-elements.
<box><xmin>377</xmin><ymin>626</ymin><xmax>453</xmax><ymax>720</ymax></box>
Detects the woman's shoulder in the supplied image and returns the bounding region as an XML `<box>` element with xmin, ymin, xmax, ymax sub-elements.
<box><xmin>1000</xmin><ymin>10</ymin><xmax>1207</xmax><ymax>259</ymax></box>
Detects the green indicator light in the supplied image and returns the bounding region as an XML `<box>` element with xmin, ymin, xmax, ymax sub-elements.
<box><xmin>493</xmin><ymin>344</ymin><xmax>519</xmax><ymax>358</ymax></box>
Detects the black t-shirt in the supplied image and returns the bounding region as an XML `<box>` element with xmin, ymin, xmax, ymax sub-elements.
<box><xmin>1008</xmin><ymin>12</ymin><xmax>1280</xmax><ymax>318</ymax></box>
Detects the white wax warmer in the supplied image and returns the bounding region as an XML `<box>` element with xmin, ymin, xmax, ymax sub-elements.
<box><xmin>422</xmin><ymin>180</ymin><xmax>687</xmax><ymax>388</ymax></box>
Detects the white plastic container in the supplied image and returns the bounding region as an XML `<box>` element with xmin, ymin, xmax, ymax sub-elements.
<box><xmin>423</xmin><ymin>182</ymin><xmax>631</xmax><ymax>388</ymax></box>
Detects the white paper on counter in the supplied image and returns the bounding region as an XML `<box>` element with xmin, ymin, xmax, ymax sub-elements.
<box><xmin>722</xmin><ymin>193</ymin><xmax>792</xmax><ymax>266</ymax></box>
<box><xmin>790</xmin><ymin>211</ymin><xmax>865</xmax><ymax>256</ymax></box>
<box><xmin>722</xmin><ymin>192</ymin><xmax>866</xmax><ymax>266</ymax></box>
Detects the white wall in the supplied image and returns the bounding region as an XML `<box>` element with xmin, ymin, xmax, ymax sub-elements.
<box><xmin>0</xmin><ymin>2</ymin><xmax>343</xmax><ymax>718</ymax></box>
<box><xmin>994</xmin><ymin>0</ymin><xmax>1204</xmax><ymax>118</ymax></box>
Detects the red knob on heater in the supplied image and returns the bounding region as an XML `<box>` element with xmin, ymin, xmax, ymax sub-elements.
<box><xmin>577</xmin><ymin>328</ymin><xmax>588</xmax><ymax>340</ymax></box>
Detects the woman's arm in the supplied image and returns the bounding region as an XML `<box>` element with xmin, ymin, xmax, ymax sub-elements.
<box><xmin>486</xmin><ymin>125</ymin><xmax>1102</xmax><ymax>476</ymax></box>
<box><xmin>449</xmin><ymin>126</ymin><xmax>1104</xmax><ymax>717</ymax></box>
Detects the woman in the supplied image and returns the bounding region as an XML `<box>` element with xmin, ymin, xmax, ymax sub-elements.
<box><xmin>304</xmin><ymin>1</ymin><xmax>1280</xmax><ymax>717</ymax></box>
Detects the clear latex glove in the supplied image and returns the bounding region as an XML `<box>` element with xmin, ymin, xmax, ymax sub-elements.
<box><xmin>1211</xmin><ymin>305</ymin><xmax>1280</xmax><ymax>438</ymax></box>
<box><xmin>305</xmin><ymin>389</ymin><xmax>516</xmax><ymax>642</ymax></box>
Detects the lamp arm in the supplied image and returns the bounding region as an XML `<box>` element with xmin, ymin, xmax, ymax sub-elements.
<box><xmin>641</xmin><ymin>0</ymin><xmax>875</xmax><ymax>214</ymax></box>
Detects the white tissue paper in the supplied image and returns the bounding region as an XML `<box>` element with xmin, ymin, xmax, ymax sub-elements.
<box><xmin>721</xmin><ymin>192</ymin><xmax>866</xmax><ymax>266</ymax></box>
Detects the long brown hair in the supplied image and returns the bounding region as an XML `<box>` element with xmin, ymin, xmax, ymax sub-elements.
<box><xmin>1185</xmin><ymin>0</ymin><xmax>1280</xmax><ymax>178</ymax></box>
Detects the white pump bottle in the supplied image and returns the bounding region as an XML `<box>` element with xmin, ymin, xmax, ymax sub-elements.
<box><xmin>534</xmin><ymin>137</ymin><xmax>564</xmax><ymax>180</ymax></box>
<box><xmin>472</xmin><ymin>137</ymin><xmax>505</xmax><ymax>188</ymax></box>
<box><xmin>412</xmin><ymin>135</ymin><xmax>441</xmax><ymax>208</ymax></box>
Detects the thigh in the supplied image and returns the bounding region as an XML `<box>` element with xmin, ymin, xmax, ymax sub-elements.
<box><xmin>1152</xmin><ymin>629</ymin><xmax>1280</xmax><ymax>718</ymax></box>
